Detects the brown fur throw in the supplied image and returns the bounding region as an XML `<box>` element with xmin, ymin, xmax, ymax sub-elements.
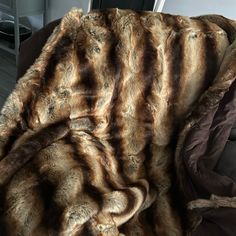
<box><xmin>0</xmin><ymin>8</ymin><xmax>236</xmax><ymax>235</ymax></box>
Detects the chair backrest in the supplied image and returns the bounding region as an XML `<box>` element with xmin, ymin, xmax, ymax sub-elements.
<box><xmin>91</xmin><ymin>0</ymin><xmax>155</xmax><ymax>11</ymax></box>
<box><xmin>17</xmin><ymin>19</ymin><xmax>60</xmax><ymax>80</ymax></box>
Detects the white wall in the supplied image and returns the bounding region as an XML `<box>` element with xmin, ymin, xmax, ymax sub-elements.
<box><xmin>163</xmin><ymin>0</ymin><xmax>236</xmax><ymax>20</ymax></box>
<box><xmin>27</xmin><ymin>0</ymin><xmax>90</xmax><ymax>31</ymax></box>
<box><xmin>46</xmin><ymin>0</ymin><xmax>91</xmax><ymax>23</ymax></box>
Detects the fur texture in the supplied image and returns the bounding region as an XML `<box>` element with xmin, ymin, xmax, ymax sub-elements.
<box><xmin>0</xmin><ymin>8</ymin><xmax>236</xmax><ymax>235</ymax></box>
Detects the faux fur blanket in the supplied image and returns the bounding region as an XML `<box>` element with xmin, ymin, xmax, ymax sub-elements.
<box><xmin>0</xmin><ymin>8</ymin><xmax>236</xmax><ymax>236</ymax></box>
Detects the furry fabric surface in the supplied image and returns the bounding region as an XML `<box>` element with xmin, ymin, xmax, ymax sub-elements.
<box><xmin>0</xmin><ymin>8</ymin><xmax>236</xmax><ymax>235</ymax></box>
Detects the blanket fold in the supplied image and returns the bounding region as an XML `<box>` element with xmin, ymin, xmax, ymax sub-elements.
<box><xmin>0</xmin><ymin>8</ymin><xmax>236</xmax><ymax>236</ymax></box>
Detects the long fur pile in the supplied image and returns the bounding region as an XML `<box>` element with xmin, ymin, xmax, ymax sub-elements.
<box><xmin>0</xmin><ymin>8</ymin><xmax>236</xmax><ymax>235</ymax></box>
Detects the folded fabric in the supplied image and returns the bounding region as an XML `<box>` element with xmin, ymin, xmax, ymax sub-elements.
<box><xmin>229</xmin><ymin>121</ymin><xmax>236</xmax><ymax>140</ymax></box>
<box><xmin>0</xmin><ymin>8</ymin><xmax>236</xmax><ymax>236</ymax></box>
<box><xmin>216</xmin><ymin>141</ymin><xmax>236</xmax><ymax>182</ymax></box>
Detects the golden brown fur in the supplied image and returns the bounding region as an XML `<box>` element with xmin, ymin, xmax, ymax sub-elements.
<box><xmin>0</xmin><ymin>8</ymin><xmax>236</xmax><ymax>235</ymax></box>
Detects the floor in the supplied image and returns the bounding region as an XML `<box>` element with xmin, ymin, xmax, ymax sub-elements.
<box><xmin>0</xmin><ymin>49</ymin><xmax>16</xmax><ymax>109</ymax></box>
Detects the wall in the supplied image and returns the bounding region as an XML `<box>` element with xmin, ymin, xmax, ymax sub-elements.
<box><xmin>163</xmin><ymin>0</ymin><xmax>236</xmax><ymax>19</ymax></box>
<box><xmin>27</xmin><ymin>0</ymin><xmax>91</xmax><ymax>31</ymax></box>
<box><xmin>46</xmin><ymin>0</ymin><xmax>91</xmax><ymax>23</ymax></box>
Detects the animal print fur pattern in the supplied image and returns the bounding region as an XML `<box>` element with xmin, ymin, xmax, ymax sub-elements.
<box><xmin>0</xmin><ymin>8</ymin><xmax>235</xmax><ymax>236</ymax></box>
